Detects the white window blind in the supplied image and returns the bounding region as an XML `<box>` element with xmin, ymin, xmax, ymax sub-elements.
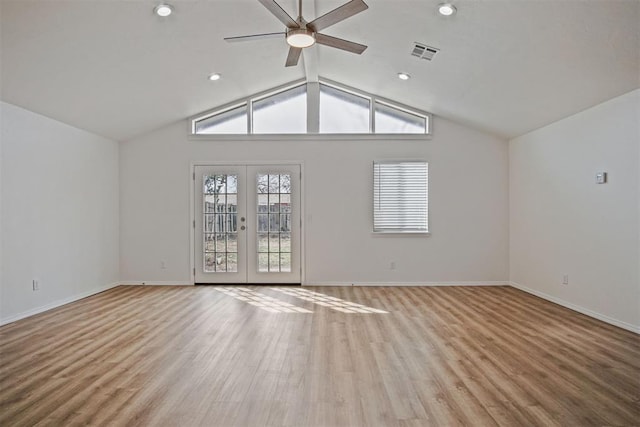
<box><xmin>373</xmin><ymin>161</ymin><xmax>428</xmax><ymax>233</ymax></box>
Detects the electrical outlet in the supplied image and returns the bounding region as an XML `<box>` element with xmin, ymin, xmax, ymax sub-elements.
<box><xmin>160</xmin><ymin>260</ymin><xmax>167</xmax><ymax>269</ymax></box>
<box><xmin>32</xmin><ymin>279</ymin><xmax>39</xmax><ymax>291</ymax></box>
<box><xmin>562</xmin><ymin>275</ymin><xmax>569</xmax><ymax>285</ymax></box>
<box><xmin>390</xmin><ymin>261</ymin><xmax>396</xmax><ymax>270</ymax></box>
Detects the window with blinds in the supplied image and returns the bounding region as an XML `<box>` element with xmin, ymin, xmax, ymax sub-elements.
<box><xmin>373</xmin><ymin>161</ymin><xmax>428</xmax><ymax>233</ymax></box>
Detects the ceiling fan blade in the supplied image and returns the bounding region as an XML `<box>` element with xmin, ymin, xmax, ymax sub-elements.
<box><xmin>258</xmin><ymin>0</ymin><xmax>299</xmax><ymax>29</ymax></box>
<box><xmin>307</xmin><ymin>0</ymin><xmax>368</xmax><ymax>32</ymax></box>
<box><xmin>224</xmin><ymin>32</ymin><xmax>285</xmax><ymax>43</ymax></box>
<box><xmin>285</xmin><ymin>46</ymin><xmax>303</xmax><ymax>67</ymax></box>
<box><xmin>315</xmin><ymin>33</ymin><xmax>367</xmax><ymax>54</ymax></box>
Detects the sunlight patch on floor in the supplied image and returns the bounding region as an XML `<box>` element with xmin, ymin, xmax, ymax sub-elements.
<box><xmin>215</xmin><ymin>287</ymin><xmax>313</xmax><ymax>313</ymax></box>
<box><xmin>271</xmin><ymin>288</ymin><xmax>388</xmax><ymax>313</ymax></box>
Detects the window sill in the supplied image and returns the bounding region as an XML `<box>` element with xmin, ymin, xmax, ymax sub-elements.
<box><xmin>372</xmin><ymin>231</ymin><xmax>431</xmax><ymax>236</ymax></box>
<box><xmin>188</xmin><ymin>133</ymin><xmax>432</xmax><ymax>142</ymax></box>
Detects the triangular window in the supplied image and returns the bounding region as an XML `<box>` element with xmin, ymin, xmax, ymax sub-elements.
<box><xmin>319</xmin><ymin>84</ymin><xmax>370</xmax><ymax>133</ymax></box>
<box><xmin>194</xmin><ymin>104</ymin><xmax>247</xmax><ymax>134</ymax></box>
<box><xmin>375</xmin><ymin>102</ymin><xmax>427</xmax><ymax>134</ymax></box>
<box><xmin>190</xmin><ymin>79</ymin><xmax>430</xmax><ymax>136</ymax></box>
<box><xmin>253</xmin><ymin>84</ymin><xmax>307</xmax><ymax>134</ymax></box>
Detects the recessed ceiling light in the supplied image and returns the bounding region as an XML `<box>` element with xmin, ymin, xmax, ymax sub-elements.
<box><xmin>438</xmin><ymin>3</ymin><xmax>457</xmax><ymax>16</ymax></box>
<box><xmin>397</xmin><ymin>72</ymin><xmax>411</xmax><ymax>81</ymax></box>
<box><xmin>154</xmin><ymin>4</ymin><xmax>173</xmax><ymax>17</ymax></box>
<box><xmin>208</xmin><ymin>73</ymin><xmax>221</xmax><ymax>81</ymax></box>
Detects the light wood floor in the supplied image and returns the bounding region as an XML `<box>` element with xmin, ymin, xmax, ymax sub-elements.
<box><xmin>1</xmin><ymin>285</ymin><xmax>638</xmax><ymax>426</ymax></box>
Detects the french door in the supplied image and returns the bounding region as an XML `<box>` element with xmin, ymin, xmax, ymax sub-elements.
<box><xmin>194</xmin><ymin>164</ymin><xmax>301</xmax><ymax>284</ymax></box>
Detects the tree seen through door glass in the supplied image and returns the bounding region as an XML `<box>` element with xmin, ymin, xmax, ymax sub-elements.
<box><xmin>202</xmin><ymin>174</ymin><xmax>238</xmax><ymax>273</ymax></box>
<box><xmin>256</xmin><ymin>174</ymin><xmax>292</xmax><ymax>272</ymax></box>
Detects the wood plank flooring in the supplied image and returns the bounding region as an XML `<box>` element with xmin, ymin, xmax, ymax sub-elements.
<box><xmin>1</xmin><ymin>285</ymin><xmax>638</xmax><ymax>426</ymax></box>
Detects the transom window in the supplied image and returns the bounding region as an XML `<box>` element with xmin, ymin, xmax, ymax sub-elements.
<box><xmin>194</xmin><ymin>104</ymin><xmax>247</xmax><ymax>134</ymax></box>
<box><xmin>190</xmin><ymin>79</ymin><xmax>431</xmax><ymax>136</ymax></box>
<box><xmin>319</xmin><ymin>84</ymin><xmax>370</xmax><ymax>133</ymax></box>
<box><xmin>253</xmin><ymin>85</ymin><xmax>307</xmax><ymax>134</ymax></box>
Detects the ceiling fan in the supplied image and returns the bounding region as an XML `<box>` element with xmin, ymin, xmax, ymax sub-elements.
<box><xmin>224</xmin><ymin>0</ymin><xmax>368</xmax><ymax>67</ymax></box>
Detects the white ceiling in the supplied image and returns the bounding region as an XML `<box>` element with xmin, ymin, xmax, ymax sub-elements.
<box><xmin>1</xmin><ymin>0</ymin><xmax>638</xmax><ymax>142</ymax></box>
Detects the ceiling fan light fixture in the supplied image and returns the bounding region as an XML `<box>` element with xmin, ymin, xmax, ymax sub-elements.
<box><xmin>154</xmin><ymin>3</ymin><xmax>173</xmax><ymax>17</ymax></box>
<box><xmin>286</xmin><ymin>29</ymin><xmax>316</xmax><ymax>48</ymax></box>
<box><xmin>437</xmin><ymin>3</ymin><xmax>456</xmax><ymax>16</ymax></box>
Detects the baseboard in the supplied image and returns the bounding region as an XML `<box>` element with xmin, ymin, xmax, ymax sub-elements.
<box><xmin>509</xmin><ymin>281</ymin><xmax>639</xmax><ymax>334</ymax></box>
<box><xmin>120</xmin><ymin>280</ymin><xmax>508</xmax><ymax>287</ymax></box>
<box><xmin>119</xmin><ymin>281</ymin><xmax>193</xmax><ymax>286</ymax></box>
<box><xmin>304</xmin><ymin>281</ymin><xmax>510</xmax><ymax>287</ymax></box>
<box><xmin>0</xmin><ymin>281</ymin><xmax>120</xmax><ymax>326</ymax></box>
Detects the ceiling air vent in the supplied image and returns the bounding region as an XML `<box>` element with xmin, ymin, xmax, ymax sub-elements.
<box><xmin>411</xmin><ymin>43</ymin><xmax>439</xmax><ymax>61</ymax></box>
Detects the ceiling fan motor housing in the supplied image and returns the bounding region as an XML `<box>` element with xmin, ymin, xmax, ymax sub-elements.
<box><xmin>286</xmin><ymin>28</ymin><xmax>316</xmax><ymax>48</ymax></box>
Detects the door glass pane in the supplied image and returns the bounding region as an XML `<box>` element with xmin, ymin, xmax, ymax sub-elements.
<box><xmin>269</xmin><ymin>253</ymin><xmax>280</xmax><ymax>271</ymax></box>
<box><xmin>216</xmin><ymin>254</ymin><xmax>228</xmax><ymax>272</ymax></box>
<box><xmin>204</xmin><ymin>214</ymin><xmax>215</xmax><ymax>232</ymax></box>
<box><xmin>215</xmin><ymin>234</ymin><xmax>226</xmax><ymax>252</ymax></box>
<box><xmin>269</xmin><ymin>234</ymin><xmax>280</xmax><ymax>252</ymax></box>
<box><xmin>227</xmin><ymin>253</ymin><xmax>238</xmax><ymax>273</ymax></box>
<box><xmin>204</xmin><ymin>234</ymin><xmax>215</xmax><ymax>251</ymax></box>
<box><xmin>205</xmin><ymin>253</ymin><xmax>217</xmax><ymax>272</ymax></box>
<box><xmin>257</xmin><ymin>233</ymin><xmax>269</xmax><ymax>252</ymax></box>
<box><xmin>280</xmin><ymin>194</ymin><xmax>291</xmax><ymax>212</ymax></box>
<box><xmin>256</xmin><ymin>173</ymin><xmax>293</xmax><ymax>273</ymax></box>
<box><xmin>269</xmin><ymin>214</ymin><xmax>280</xmax><ymax>231</ymax></box>
<box><xmin>268</xmin><ymin>175</ymin><xmax>280</xmax><ymax>193</ymax></box>
<box><xmin>257</xmin><ymin>175</ymin><xmax>269</xmax><ymax>193</ymax></box>
<box><xmin>269</xmin><ymin>194</ymin><xmax>280</xmax><ymax>212</ymax></box>
<box><xmin>257</xmin><ymin>214</ymin><xmax>268</xmax><ymax>232</ymax></box>
<box><xmin>226</xmin><ymin>175</ymin><xmax>238</xmax><ymax>193</ymax></box>
<box><xmin>280</xmin><ymin>253</ymin><xmax>291</xmax><ymax>272</ymax></box>
<box><xmin>280</xmin><ymin>233</ymin><xmax>291</xmax><ymax>251</ymax></box>
<box><xmin>280</xmin><ymin>214</ymin><xmax>291</xmax><ymax>232</ymax></box>
<box><xmin>227</xmin><ymin>234</ymin><xmax>238</xmax><ymax>252</ymax></box>
<box><xmin>280</xmin><ymin>175</ymin><xmax>291</xmax><ymax>194</ymax></box>
<box><xmin>202</xmin><ymin>174</ymin><xmax>238</xmax><ymax>273</ymax></box>
<box><xmin>258</xmin><ymin>195</ymin><xmax>268</xmax><ymax>213</ymax></box>
<box><xmin>258</xmin><ymin>253</ymin><xmax>269</xmax><ymax>272</ymax></box>
<box><xmin>226</xmin><ymin>194</ymin><xmax>237</xmax><ymax>210</ymax></box>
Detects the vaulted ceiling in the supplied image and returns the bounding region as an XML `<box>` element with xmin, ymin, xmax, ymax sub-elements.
<box><xmin>1</xmin><ymin>0</ymin><xmax>638</xmax><ymax>142</ymax></box>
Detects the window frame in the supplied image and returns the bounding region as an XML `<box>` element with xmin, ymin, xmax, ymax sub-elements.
<box><xmin>192</xmin><ymin>102</ymin><xmax>249</xmax><ymax>135</ymax></box>
<box><xmin>188</xmin><ymin>78</ymin><xmax>432</xmax><ymax>140</ymax></box>
<box><xmin>373</xmin><ymin>99</ymin><xmax>429</xmax><ymax>135</ymax></box>
<box><xmin>372</xmin><ymin>160</ymin><xmax>429</xmax><ymax>235</ymax></box>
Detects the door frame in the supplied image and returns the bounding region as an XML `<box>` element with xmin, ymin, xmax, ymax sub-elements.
<box><xmin>189</xmin><ymin>161</ymin><xmax>305</xmax><ymax>285</ymax></box>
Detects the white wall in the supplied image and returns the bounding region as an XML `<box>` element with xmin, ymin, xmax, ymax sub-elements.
<box><xmin>0</xmin><ymin>102</ymin><xmax>120</xmax><ymax>324</ymax></box>
<box><xmin>510</xmin><ymin>90</ymin><xmax>640</xmax><ymax>332</ymax></box>
<box><xmin>0</xmin><ymin>100</ymin><xmax>4</xmax><ymax>311</ymax></box>
<box><xmin>119</xmin><ymin>117</ymin><xmax>509</xmax><ymax>285</ymax></box>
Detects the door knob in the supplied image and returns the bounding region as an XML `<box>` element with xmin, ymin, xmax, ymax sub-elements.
<box><xmin>240</xmin><ymin>225</ymin><xmax>246</xmax><ymax>230</ymax></box>
<box><xmin>240</xmin><ymin>217</ymin><xmax>246</xmax><ymax>222</ymax></box>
